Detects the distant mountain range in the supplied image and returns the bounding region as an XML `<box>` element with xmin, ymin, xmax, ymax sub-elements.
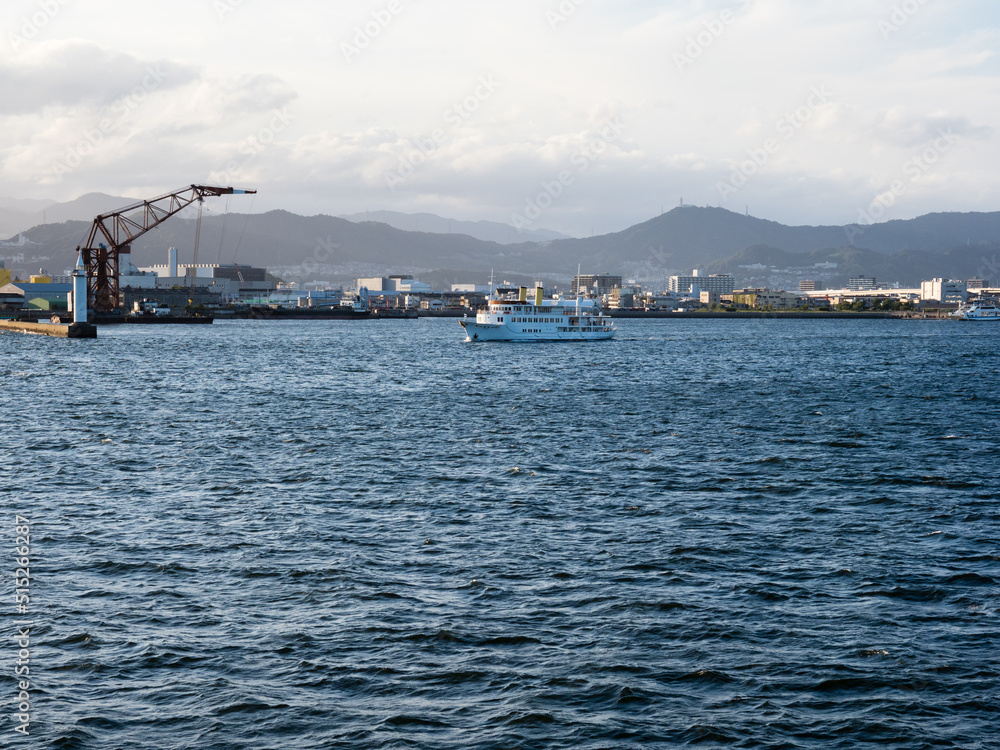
<box><xmin>1</xmin><ymin>211</ymin><xmax>548</xmax><ymax>285</ymax></box>
<box><xmin>532</xmin><ymin>206</ymin><xmax>1000</xmax><ymax>283</ymax></box>
<box><xmin>0</xmin><ymin>192</ymin><xmax>140</xmax><ymax>239</ymax></box>
<box><xmin>0</xmin><ymin>196</ymin><xmax>57</xmax><ymax>213</ymax></box>
<box><xmin>338</xmin><ymin>210</ymin><xmax>572</xmax><ymax>244</ymax></box>
<box><xmin>0</xmin><ymin>194</ymin><xmax>570</xmax><ymax>246</ymax></box>
<box><xmin>3</xmin><ymin>202</ymin><xmax>998</xmax><ymax>288</ymax></box>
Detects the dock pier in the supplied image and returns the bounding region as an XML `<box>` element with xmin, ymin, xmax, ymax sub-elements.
<box><xmin>0</xmin><ymin>254</ymin><xmax>97</xmax><ymax>338</ymax></box>
<box><xmin>0</xmin><ymin>319</ymin><xmax>98</xmax><ymax>338</ymax></box>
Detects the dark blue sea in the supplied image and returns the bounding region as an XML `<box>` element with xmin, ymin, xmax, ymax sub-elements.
<box><xmin>2</xmin><ymin>318</ymin><xmax>999</xmax><ymax>749</ymax></box>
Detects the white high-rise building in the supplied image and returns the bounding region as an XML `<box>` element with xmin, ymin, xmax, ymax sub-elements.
<box><xmin>921</xmin><ymin>279</ymin><xmax>967</xmax><ymax>304</ymax></box>
<box><xmin>669</xmin><ymin>270</ymin><xmax>734</xmax><ymax>295</ymax></box>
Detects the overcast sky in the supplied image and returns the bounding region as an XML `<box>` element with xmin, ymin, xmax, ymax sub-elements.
<box><xmin>1</xmin><ymin>0</ymin><xmax>997</xmax><ymax>236</ymax></box>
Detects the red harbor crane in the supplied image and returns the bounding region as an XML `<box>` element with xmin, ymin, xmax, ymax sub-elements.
<box><xmin>77</xmin><ymin>184</ymin><xmax>256</xmax><ymax>313</ymax></box>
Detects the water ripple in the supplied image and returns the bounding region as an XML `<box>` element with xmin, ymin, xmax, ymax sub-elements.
<box><xmin>2</xmin><ymin>319</ymin><xmax>999</xmax><ymax>748</ymax></box>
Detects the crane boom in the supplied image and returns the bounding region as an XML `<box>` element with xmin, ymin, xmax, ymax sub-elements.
<box><xmin>78</xmin><ymin>184</ymin><xmax>256</xmax><ymax>313</ymax></box>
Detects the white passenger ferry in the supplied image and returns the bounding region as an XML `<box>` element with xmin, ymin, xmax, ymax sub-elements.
<box><xmin>460</xmin><ymin>285</ymin><xmax>616</xmax><ymax>342</ymax></box>
<box><xmin>951</xmin><ymin>299</ymin><xmax>1000</xmax><ymax>321</ymax></box>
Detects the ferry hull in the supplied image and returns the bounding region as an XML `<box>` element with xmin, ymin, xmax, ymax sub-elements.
<box><xmin>952</xmin><ymin>302</ymin><xmax>1000</xmax><ymax>321</ymax></box>
<box><xmin>460</xmin><ymin>319</ymin><xmax>615</xmax><ymax>342</ymax></box>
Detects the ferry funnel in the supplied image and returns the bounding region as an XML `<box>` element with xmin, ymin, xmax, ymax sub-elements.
<box><xmin>535</xmin><ymin>286</ymin><xmax>543</xmax><ymax>306</ymax></box>
<box><xmin>519</xmin><ymin>286</ymin><xmax>527</xmax><ymax>302</ymax></box>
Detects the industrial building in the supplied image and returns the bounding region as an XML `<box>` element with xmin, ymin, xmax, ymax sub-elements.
<box><xmin>0</xmin><ymin>281</ymin><xmax>72</xmax><ymax>310</ymax></box>
<box><xmin>726</xmin><ymin>289</ymin><xmax>808</xmax><ymax>310</ymax></box>
<box><xmin>668</xmin><ymin>270</ymin><xmax>734</xmax><ymax>295</ymax></box>
<box><xmin>796</xmin><ymin>278</ymin><xmax>975</xmax><ymax>306</ymax></box>
<box><xmin>451</xmin><ymin>283</ymin><xmax>492</xmax><ymax>293</ymax></box>
<box><xmin>920</xmin><ymin>279</ymin><xmax>968</xmax><ymax>304</ymax></box>
<box><xmin>572</xmin><ymin>274</ymin><xmax>622</xmax><ymax>297</ymax></box>
<box><xmin>137</xmin><ymin>247</ymin><xmax>269</xmax><ymax>295</ymax></box>
<box><xmin>609</xmin><ymin>285</ymin><xmax>641</xmax><ymax>309</ymax></box>
<box><xmin>847</xmin><ymin>276</ymin><xmax>878</xmax><ymax>291</ymax></box>
<box><xmin>356</xmin><ymin>275</ymin><xmax>433</xmax><ymax>293</ymax></box>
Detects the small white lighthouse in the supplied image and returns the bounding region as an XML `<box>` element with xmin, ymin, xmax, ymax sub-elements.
<box><xmin>70</xmin><ymin>251</ymin><xmax>88</xmax><ymax>324</ymax></box>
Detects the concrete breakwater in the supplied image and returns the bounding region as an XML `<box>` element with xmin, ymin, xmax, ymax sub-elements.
<box><xmin>0</xmin><ymin>320</ymin><xmax>97</xmax><ymax>338</ymax></box>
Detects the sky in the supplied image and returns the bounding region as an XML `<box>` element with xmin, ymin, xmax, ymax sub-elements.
<box><xmin>1</xmin><ymin>0</ymin><xmax>998</xmax><ymax>237</ymax></box>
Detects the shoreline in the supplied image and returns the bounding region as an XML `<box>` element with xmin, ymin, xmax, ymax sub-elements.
<box><xmin>423</xmin><ymin>310</ymin><xmax>924</xmax><ymax>320</ymax></box>
<box><xmin>606</xmin><ymin>310</ymin><xmax>895</xmax><ymax>319</ymax></box>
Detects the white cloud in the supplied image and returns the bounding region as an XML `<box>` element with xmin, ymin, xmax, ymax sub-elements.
<box><xmin>0</xmin><ymin>1</ymin><xmax>997</xmax><ymax>235</ymax></box>
<box><xmin>0</xmin><ymin>40</ymin><xmax>198</xmax><ymax>114</ymax></box>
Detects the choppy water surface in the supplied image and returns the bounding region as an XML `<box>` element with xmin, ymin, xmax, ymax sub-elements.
<box><xmin>2</xmin><ymin>318</ymin><xmax>999</xmax><ymax>749</ymax></box>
